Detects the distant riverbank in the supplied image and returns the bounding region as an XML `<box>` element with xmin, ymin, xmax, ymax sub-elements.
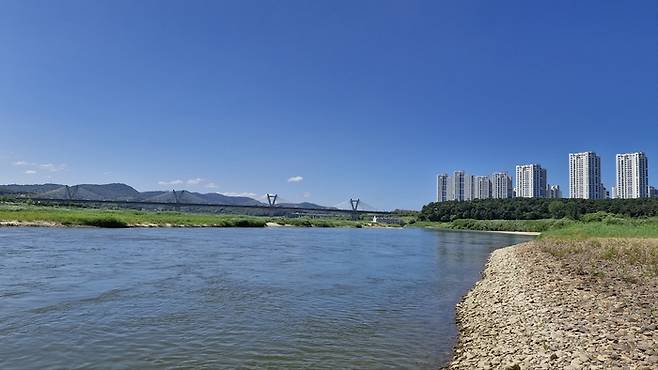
<box><xmin>0</xmin><ymin>202</ymin><xmax>394</xmax><ymax>229</ymax></box>
<box><xmin>4</xmin><ymin>202</ymin><xmax>658</xmax><ymax>238</ymax></box>
<box><xmin>416</xmin><ymin>215</ymin><xmax>658</xmax><ymax>239</ymax></box>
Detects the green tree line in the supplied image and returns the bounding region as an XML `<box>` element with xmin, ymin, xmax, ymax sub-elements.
<box><xmin>419</xmin><ymin>198</ymin><xmax>658</xmax><ymax>222</ymax></box>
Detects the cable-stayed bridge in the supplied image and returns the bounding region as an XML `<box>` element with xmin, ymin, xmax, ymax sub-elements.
<box><xmin>29</xmin><ymin>190</ymin><xmax>391</xmax><ymax>217</ymax></box>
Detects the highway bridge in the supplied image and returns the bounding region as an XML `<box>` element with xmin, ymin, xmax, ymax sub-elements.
<box><xmin>28</xmin><ymin>197</ymin><xmax>393</xmax><ymax>218</ymax></box>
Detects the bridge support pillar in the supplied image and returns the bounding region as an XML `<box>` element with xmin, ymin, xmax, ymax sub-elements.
<box><xmin>173</xmin><ymin>190</ymin><xmax>181</xmax><ymax>212</ymax></box>
<box><xmin>350</xmin><ymin>198</ymin><xmax>360</xmax><ymax>220</ymax></box>
<box><xmin>267</xmin><ymin>194</ymin><xmax>278</xmax><ymax>207</ymax></box>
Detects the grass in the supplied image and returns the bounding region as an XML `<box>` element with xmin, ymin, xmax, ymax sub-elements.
<box><xmin>0</xmin><ymin>202</ymin><xmax>393</xmax><ymax>228</ymax></box>
<box><xmin>79</xmin><ymin>217</ymin><xmax>129</xmax><ymax>228</ymax></box>
<box><xmin>2</xmin><ymin>200</ymin><xmax>656</xmax><ymax>235</ymax></box>
<box><xmin>268</xmin><ymin>217</ymin><xmax>369</xmax><ymax>228</ymax></box>
<box><xmin>414</xmin><ymin>213</ymin><xmax>658</xmax><ymax>238</ymax></box>
<box><xmin>412</xmin><ymin>218</ymin><xmax>574</xmax><ymax>233</ymax></box>
<box><xmin>0</xmin><ymin>203</ymin><xmax>269</xmax><ymax>228</ymax></box>
<box><xmin>536</xmin><ymin>238</ymin><xmax>658</xmax><ymax>279</ymax></box>
<box><xmin>541</xmin><ymin>217</ymin><xmax>658</xmax><ymax>239</ymax></box>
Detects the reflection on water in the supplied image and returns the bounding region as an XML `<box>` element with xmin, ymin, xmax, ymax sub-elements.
<box><xmin>0</xmin><ymin>227</ymin><xmax>531</xmax><ymax>369</ymax></box>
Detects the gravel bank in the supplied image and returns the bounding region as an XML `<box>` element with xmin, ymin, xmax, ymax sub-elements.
<box><xmin>447</xmin><ymin>240</ymin><xmax>658</xmax><ymax>370</ymax></box>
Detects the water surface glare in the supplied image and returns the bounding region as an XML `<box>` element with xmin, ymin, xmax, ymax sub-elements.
<box><xmin>0</xmin><ymin>227</ymin><xmax>532</xmax><ymax>369</ymax></box>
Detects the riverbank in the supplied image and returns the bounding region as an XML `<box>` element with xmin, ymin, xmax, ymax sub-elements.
<box><xmin>447</xmin><ymin>238</ymin><xmax>658</xmax><ymax>369</ymax></box>
<box><xmin>416</xmin><ymin>215</ymin><xmax>658</xmax><ymax>238</ymax></box>
<box><xmin>0</xmin><ymin>203</ymin><xmax>387</xmax><ymax>228</ymax></box>
<box><xmin>414</xmin><ymin>218</ymin><xmax>573</xmax><ymax>233</ymax></box>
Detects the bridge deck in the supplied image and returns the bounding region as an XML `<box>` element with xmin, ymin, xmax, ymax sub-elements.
<box><xmin>28</xmin><ymin>198</ymin><xmax>392</xmax><ymax>215</ymax></box>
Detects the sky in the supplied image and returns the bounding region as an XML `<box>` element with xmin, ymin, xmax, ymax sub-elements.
<box><xmin>1</xmin><ymin>0</ymin><xmax>656</xmax><ymax>210</ymax></box>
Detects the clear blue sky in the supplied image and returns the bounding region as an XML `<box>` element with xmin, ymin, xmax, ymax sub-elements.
<box><xmin>1</xmin><ymin>1</ymin><xmax>656</xmax><ymax>210</ymax></box>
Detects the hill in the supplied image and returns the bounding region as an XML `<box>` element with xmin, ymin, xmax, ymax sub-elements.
<box><xmin>0</xmin><ymin>183</ymin><xmax>325</xmax><ymax>208</ymax></box>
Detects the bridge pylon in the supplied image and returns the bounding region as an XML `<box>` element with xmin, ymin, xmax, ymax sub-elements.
<box><xmin>267</xmin><ymin>194</ymin><xmax>278</xmax><ymax>207</ymax></box>
<box><xmin>350</xmin><ymin>198</ymin><xmax>360</xmax><ymax>220</ymax></box>
<box><xmin>65</xmin><ymin>185</ymin><xmax>79</xmax><ymax>202</ymax></box>
<box><xmin>173</xmin><ymin>190</ymin><xmax>182</xmax><ymax>211</ymax></box>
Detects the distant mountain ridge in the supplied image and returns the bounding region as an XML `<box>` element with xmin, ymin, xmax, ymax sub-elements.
<box><xmin>0</xmin><ymin>183</ymin><xmax>329</xmax><ymax>209</ymax></box>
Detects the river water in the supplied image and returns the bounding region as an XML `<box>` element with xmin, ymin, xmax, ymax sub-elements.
<box><xmin>0</xmin><ymin>227</ymin><xmax>531</xmax><ymax>369</ymax></box>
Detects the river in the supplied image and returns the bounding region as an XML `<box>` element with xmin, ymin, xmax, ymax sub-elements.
<box><xmin>0</xmin><ymin>227</ymin><xmax>531</xmax><ymax>369</ymax></box>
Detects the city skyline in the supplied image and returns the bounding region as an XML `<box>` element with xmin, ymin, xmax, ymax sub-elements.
<box><xmin>436</xmin><ymin>149</ymin><xmax>654</xmax><ymax>202</ymax></box>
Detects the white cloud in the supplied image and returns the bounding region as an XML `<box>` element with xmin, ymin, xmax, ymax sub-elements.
<box><xmin>158</xmin><ymin>179</ymin><xmax>184</xmax><ymax>186</ymax></box>
<box><xmin>303</xmin><ymin>192</ymin><xmax>311</xmax><ymax>198</ymax></box>
<box><xmin>220</xmin><ymin>192</ymin><xmax>258</xmax><ymax>198</ymax></box>
<box><xmin>39</xmin><ymin>163</ymin><xmax>66</xmax><ymax>172</ymax></box>
<box><xmin>159</xmin><ymin>178</ymin><xmax>219</xmax><ymax>189</ymax></box>
<box><xmin>12</xmin><ymin>160</ymin><xmax>66</xmax><ymax>173</ymax></box>
<box><xmin>288</xmin><ymin>176</ymin><xmax>304</xmax><ymax>183</ymax></box>
<box><xmin>24</xmin><ymin>170</ymin><xmax>37</xmax><ymax>175</ymax></box>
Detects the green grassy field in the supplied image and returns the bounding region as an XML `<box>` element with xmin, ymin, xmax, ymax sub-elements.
<box><xmin>413</xmin><ymin>213</ymin><xmax>658</xmax><ymax>239</ymax></box>
<box><xmin>2</xmin><ymin>201</ymin><xmax>657</xmax><ymax>237</ymax></box>
<box><xmin>541</xmin><ymin>218</ymin><xmax>658</xmax><ymax>239</ymax></box>
<box><xmin>0</xmin><ymin>202</ymin><xmax>385</xmax><ymax>228</ymax></box>
<box><xmin>413</xmin><ymin>218</ymin><xmax>573</xmax><ymax>233</ymax></box>
<box><xmin>268</xmin><ymin>217</ymin><xmax>368</xmax><ymax>228</ymax></box>
<box><xmin>0</xmin><ymin>203</ymin><xmax>268</xmax><ymax>227</ymax></box>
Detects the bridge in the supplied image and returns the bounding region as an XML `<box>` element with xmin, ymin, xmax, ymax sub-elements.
<box><xmin>28</xmin><ymin>189</ymin><xmax>391</xmax><ymax>218</ymax></box>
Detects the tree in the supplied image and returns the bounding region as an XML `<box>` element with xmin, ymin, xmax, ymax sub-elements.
<box><xmin>548</xmin><ymin>201</ymin><xmax>566</xmax><ymax>219</ymax></box>
<box><xmin>564</xmin><ymin>202</ymin><xmax>581</xmax><ymax>220</ymax></box>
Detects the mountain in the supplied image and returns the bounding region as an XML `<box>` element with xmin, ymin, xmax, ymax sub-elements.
<box><xmin>189</xmin><ymin>192</ymin><xmax>263</xmax><ymax>206</ymax></box>
<box><xmin>276</xmin><ymin>202</ymin><xmax>333</xmax><ymax>209</ymax></box>
<box><xmin>76</xmin><ymin>183</ymin><xmax>141</xmax><ymax>200</ymax></box>
<box><xmin>135</xmin><ymin>190</ymin><xmax>263</xmax><ymax>206</ymax></box>
<box><xmin>0</xmin><ymin>183</ymin><xmax>326</xmax><ymax>209</ymax></box>
<box><xmin>0</xmin><ymin>183</ymin><xmax>64</xmax><ymax>194</ymax></box>
<box><xmin>141</xmin><ymin>190</ymin><xmax>209</xmax><ymax>204</ymax></box>
<box><xmin>37</xmin><ymin>183</ymin><xmax>140</xmax><ymax>201</ymax></box>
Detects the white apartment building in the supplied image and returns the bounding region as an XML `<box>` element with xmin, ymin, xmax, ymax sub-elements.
<box><xmin>436</xmin><ymin>171</ymin><xmax>495</xmax><ymax>201</ymax></box>
<box><xmin>650</xmin><ymin>186</ymin><xmax>658</xmax><ymax>198</ymax></box>
<box><xmin>569</xmin><ymin>152</ymin><xmax>603</xmax><ymax>199</ymax></box>
<box><xmin>616</xmin><ymin>152</ymin><xmax>649</xmax><ymax>198</ymax></box>
<box><xmin>464</xmin><ymin>174</ymin><xmax>475</xmax><ymax>201</ymax></box>
<box><xmin>490</xmin><ymin>172</ymin><xmax>513</xmax><ymax>199</ymax></box>
<box><xmin>436</xmin><ymin>174</ymin><xmax>448</xmax><ymax>202</ymax></box>
<box><xmin>447</xmin><ymin>171</ymin><xmax>467</xmax><ymax>201</ymax></box>
<box><xmin>473</xmin><ymin>176</ymin><xmax>491</xmax><ymax>199</ymax></box>
<box><xmin>515</xmin><ymin>164</ymin><xmax>547</xmax><ymax>198</ymax></box>
<box><xmin>547</xmin><ymin>184</ymin><xmax>562</xmax><ymax>199</ymax></box>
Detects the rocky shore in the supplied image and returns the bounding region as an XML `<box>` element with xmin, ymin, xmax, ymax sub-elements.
<box><xmin>447</xmin><ymin>239</ymin><xmax>658</xmax><ymax>370</ymax></box>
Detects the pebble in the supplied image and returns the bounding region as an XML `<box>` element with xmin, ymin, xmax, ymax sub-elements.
<box><xmin>445</xmin><ymin>240</ymin><xmax>658</xmax><ymax>369</ymax></box>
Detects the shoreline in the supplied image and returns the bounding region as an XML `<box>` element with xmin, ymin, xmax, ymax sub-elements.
<box><xmin>482</xmin><ymin>230</ymin><xmax>541</xmax><ymax>236</ymax></box>
<box><xmin>421</xmin><ymin>227</ymin><xmax>541</xmax><ymax>236</ymax></box>
<box><xmin>446</xmin><ymin>239</ymin><xmax>658</xmax><ymax>369</ymax></box>
<box><xmin>0</xmin><ymin>220</ymin><xmax>538</xmax><ymax>233</ymax></box>
<box><xmin>0</xmin><ymin>220</ymin><xmax>397</xmax><ymax>229</ymax></box>
<box><xmin>414</xmin><ymin>223</ymin><xmax>546</xmax><ymax>236</ymax></box>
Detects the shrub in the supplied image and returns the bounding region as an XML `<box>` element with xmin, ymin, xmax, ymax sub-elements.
<box><xmin>581</xmin><ymin>212</ymin><xmax>612</xmax><ymax>223</ymax></box>
<box><xmin>81</xmin><ymin>217</ymin><xmax>128</xmax><ymax>228</ymax></box>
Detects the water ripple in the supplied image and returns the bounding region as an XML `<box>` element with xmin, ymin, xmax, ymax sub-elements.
<box><xmin>0</xmin><ymin>227</ymin><xmax>532</xmax><ymax>369</ymax></box>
